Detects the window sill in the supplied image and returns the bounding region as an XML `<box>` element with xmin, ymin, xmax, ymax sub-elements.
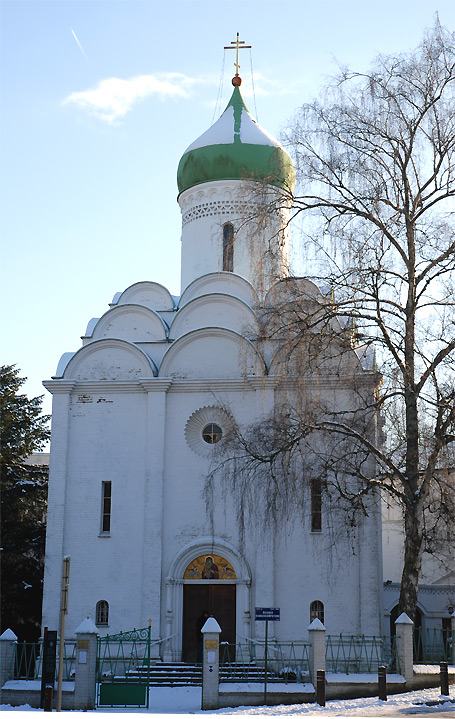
<box><xmin>310</xmin><ymin>530</ymin><xmax>322</xmax><ymax>534</ymax></box>
<box><xmin>98</xmin><ymin>532</ymin><xmax>111</xmax><ymax>538</ymax></box>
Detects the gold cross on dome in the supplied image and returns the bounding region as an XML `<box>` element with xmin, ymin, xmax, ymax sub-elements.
<box><xmin>224</xmin><ymin>33</ymin><xmax>252</xmax><ymax>77</ymax></box>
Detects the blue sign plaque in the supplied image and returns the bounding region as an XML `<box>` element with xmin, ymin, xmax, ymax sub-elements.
<box><xmin>255</xmin><ymin>607</ymin><xmax>280</xmax><ymax>621</ymax></box>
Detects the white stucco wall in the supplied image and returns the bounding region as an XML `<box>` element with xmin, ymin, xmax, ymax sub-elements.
<box><xmin>42</xmin><ymin>269</ymin><xmax>383</xmax><ymax>647</ymax></box>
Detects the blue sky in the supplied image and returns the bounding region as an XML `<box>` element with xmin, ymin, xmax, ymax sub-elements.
<box><xmin>2</xmin><ymin>0</ymin><xmax>455</xmax><ymax>422</ymax></box>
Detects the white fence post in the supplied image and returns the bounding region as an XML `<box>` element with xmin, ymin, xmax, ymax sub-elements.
<box><xmin>308</xmin><ymin>618</ymin><xmax>326</xmax><ymax>685</ymax></box>
<box><xmin>395</xmin><ymin>612</ymin><xmax>414</xmax><ymax>683</ymax></box>
<box><xmin>201</xmin><ymin>617</ymin><xmax>221</xmax><ymax>710</ymax></box>
<box><xmin>0</xmin><ymin>629</ymin><xmax>18</xmax><ymax>701</ymax></box>
<box><xmin>74</xmin><ymin>618</ymin><xmax>99</xmax><ymax>710</ymax></box>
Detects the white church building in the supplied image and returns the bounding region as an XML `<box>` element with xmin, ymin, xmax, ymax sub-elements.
<box><xmin>41</xmin><ymin>73</ymin><xmax>384</xmax><ymax>660</ymax></box>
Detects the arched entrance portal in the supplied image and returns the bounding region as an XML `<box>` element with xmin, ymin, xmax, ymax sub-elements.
<box><xmin>182</xmin><ymin>554</ymin><xmax>236</xmax><ymax>662</ymax></box>
<box><xmin>164</xmin><ymin>539</ymin><xmax>251</xmax><ymax>663</ymax></box>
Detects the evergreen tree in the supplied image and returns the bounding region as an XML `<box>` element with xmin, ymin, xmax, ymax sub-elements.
<box><xmin>1</xmin><ymin>365</ymin><xmax>50</xmax><ymax>640</ymax></box>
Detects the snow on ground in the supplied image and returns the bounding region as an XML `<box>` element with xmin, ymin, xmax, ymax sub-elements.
<box><xmin>1</xmin><ymin>685</ymin><xmax>454</xmax><ymax>718</ymax></box>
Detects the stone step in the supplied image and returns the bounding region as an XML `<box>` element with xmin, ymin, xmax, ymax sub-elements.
<box><xmin>115</xmin><ymin>661</ymin><xmax>306</xmax><ymax>686</ymax></box>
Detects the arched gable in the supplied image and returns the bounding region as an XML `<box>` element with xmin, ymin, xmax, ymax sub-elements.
<box><xmin>264</xmin><ymin>277</ymin><xmax>324</xmax><ymax>308</ymax></box>
<box><xmin>159</xmin><ymin>328</ymin><xmax>265</xmax><ymax>379</ymax></box>
<box><xmin>169</xmin><ymin>294</ymin><xmax>259</xmax><ymax>340</ymax></box>
<box><xmin>88</xmin><ymin>304</ymin><xmax>168</xmax><ymax>342</ymax></box>
<box><xmin>113</xmin><ymin>281</ymin><xmax>176</xmax><ymax>311</ymax></box>
<box><xmin>167</xmin><ymin>537</ymin><xmax>251</xmax><ymax>582</ymax></box>
<box><xmin>60</xmin><ymin>339</ymin><xmax>157</xmax><ymax>380</ymax></box>
<box><xmin>179</xmin><ymin>272</ymin><xmax>258</xmax><ymax>308</ymax></box>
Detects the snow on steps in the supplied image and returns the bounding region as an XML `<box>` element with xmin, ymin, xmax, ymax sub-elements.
<box><xmin>110</xmin><ymin>661</ymin><xmax>308</xmax><ymax>687</ymax></box>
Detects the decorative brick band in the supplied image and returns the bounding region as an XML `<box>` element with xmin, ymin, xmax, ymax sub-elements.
<box><xmin>181</xmin><ymin>199</ymin><xmax>250</xmax><ymax>226</ymax></box>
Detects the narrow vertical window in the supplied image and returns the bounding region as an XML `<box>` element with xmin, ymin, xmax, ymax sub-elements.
<box><xmin>96</xmin><ymin>600</ymin><xmax>109</xmax><ymax>625</ymax></box>
<box><xmin>310</xmin><ymin>600</ymin><xmax>324</xmax><ymax>625</ymax></box>
<box><xmin>311</xmin><ymin>478</ymin><xmax>322</xmax><ymax>532</ymax></box>
<box><xmin>101</xmin><ymin>481</ymin><xmax>112</xmax><ymax>533</ymax></box>
<box><xmin>223</xmin><ymin>223</ymin><xmax>234</xmax><ymax>272</ymax></box>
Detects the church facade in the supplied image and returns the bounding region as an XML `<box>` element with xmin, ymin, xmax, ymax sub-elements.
<box><xmin>41</xmin><ymin>78</ymin><xmax>383</xmax><ymax>659</ymax></box>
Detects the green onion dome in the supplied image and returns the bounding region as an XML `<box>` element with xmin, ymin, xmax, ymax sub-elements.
<box><xmin>177</xmin><ymin>86</ymin><xmax>295</xmax><ymax>195</ymax></box>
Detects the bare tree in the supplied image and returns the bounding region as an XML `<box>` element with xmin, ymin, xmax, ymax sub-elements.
<box><xmin>211</xmin><ymin>21</ymin><xmax>455</xmax><ymax>622</ymax></box>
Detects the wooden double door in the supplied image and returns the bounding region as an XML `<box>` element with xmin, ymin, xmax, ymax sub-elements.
<box><xmin>182</xmin><ymin>584</ymin><xmax>236</xmax><ymax>663</ymax></box>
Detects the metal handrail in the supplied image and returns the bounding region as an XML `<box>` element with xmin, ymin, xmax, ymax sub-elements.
<box><xmin>236</xmin><ymin>634</ymin><xmax>264</xmax><ymax>645</ymax></box>
<box><xmin>149</xmin><ymin>633</ymin><xmax>179</xmax><ymax>647</ymax></box>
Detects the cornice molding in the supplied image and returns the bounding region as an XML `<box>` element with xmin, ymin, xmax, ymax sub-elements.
<box><xmin>246</xmin><ymin>377</ymin><xmax>280</xmax><ymax>391</ymax></box>
<box><xmin>43</xmin><ymin>379</ymin><xmax>153</xmax><ymax>394</ymax></box>
<box><xmin>42</xmin><ymin>372</ymin><xmax>380</xmax><ymax>396</ymax></box>
<box><xmin>167</xmin><ymin>378</ymin><xmax>260</xmax><ymax>393</ymax></box>
<box><xmin>274</xmin><ymin>372</ymin><xmax>380</xmax><ymax>390</ymax></box>
<box><xmin>43</xmin><ymin>380</ymin><xmax>77</xmax><ymax>394</ymax></box>
<box><xmin>165</xmin><ymin>577</ymin><xmax>251</xmax><ymax>586</ymax></box>
<box><xmin>139</xmin><ymin>379</ymin><xmax>173</xmax><ymax>393</ymax></box>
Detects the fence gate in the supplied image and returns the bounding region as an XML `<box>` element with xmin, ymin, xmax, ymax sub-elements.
<box><xmin>97</xmin><ymin>625</ymin><xmax>151</xmax><ymax>708</ymax></box>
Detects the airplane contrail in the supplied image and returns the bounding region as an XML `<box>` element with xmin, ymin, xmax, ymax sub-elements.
<box><xmin>71</xmin><ymin>29</ymin><xmax>88</xmax><ymax>60</ymax></box>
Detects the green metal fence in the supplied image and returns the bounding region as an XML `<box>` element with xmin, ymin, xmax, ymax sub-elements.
<box><xmin>220</xmin><ymin>641</ymin><xmax>311</xmax><ymax>683</ymax></box>
<box><xmin>13</xmin><ymin>641</ymin><xmax>76</xmax><ymax>680</ymax></box>
<box><xmin>326</xmin><ymin>635</ymin><xmax>400</xmax><ymax>674</ymax></box>
<box><xmin>96</xmin><ymin>625</ymin><xmax>151</xmax><ymax>708</ymax></box>
<box><xmin>220</xmin><ymin>636</ymin><xmax>401</xmax><ymax>682</ymax></box>
<box><xmin>13</xmin><ymin>642</ymin><xmax>40</xmax><ymax>679</ymax></box>
<box><xmin>414</xmin><ymin>628</ymin><xmax>454</xmax><ymax>663</ymax></box>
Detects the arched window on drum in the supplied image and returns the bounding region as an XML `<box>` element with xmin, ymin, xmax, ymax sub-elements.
<box><xmin>223</xmin><ymin>223</ymin><xmax>234</xmax><ymax>272</ymax></box>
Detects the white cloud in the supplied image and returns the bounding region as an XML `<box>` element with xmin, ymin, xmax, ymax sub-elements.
<box><xmin>63</xmin><ymin>73</ymin><xmax>196</xmax><ymax>124</ymax></box>
<box><xmin>62</xmin><ymin>70</ymin><xmax>301</xmax><ymax>126</ymax></box>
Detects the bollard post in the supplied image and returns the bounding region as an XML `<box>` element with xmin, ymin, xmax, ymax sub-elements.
<box><xmin>201</xmin><ymin>616</ymin><xmax>221</xmax><ymax>711</ymax></box>
<box><xmin>40</xmin><ymin>628</ymin><xmax>57</xmax><ymax>709</ymax></box>
<box><xmin>440</xmin><ymin>662</ymin><xmax>449</xmax><ymax>697</ymax></box>
<box><xmin>44</xmin><ymin>685</ymin><xmax>53</xmax><ymax>712</ymax></box>
<box><xmin>316</xmin><ymin>669</ymin><xmax>326</xmax><ymax>706</ymax></box>
<box><xmin>378</xmin><ymin>665</ymin><xmax>387</xmax><ymax>701</ymax></box>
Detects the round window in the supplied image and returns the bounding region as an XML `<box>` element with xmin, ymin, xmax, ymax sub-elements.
<box><xmin>185</xmin><ymin>406</ymin><xmax>232</xmax><ymax>456</ymax></box>
<box><xmin>202</xmin><ymin>423</ymin><xmax>223</xmax><ymax>444</ymax></box>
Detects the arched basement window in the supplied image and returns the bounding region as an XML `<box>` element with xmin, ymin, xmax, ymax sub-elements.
<box><xmin>310</xmin><ymin>600</ymin><xmax>324</xmax><ymax>625</ymax></box>
<box><xmin>96</xmin><ymin>600</ymin><xmax>109</xmax><ymax>625</ymax></box>
<box><xmin>223</xmin><ymin>223</ymin><xmax>234</xmax><ymax>272</ymax></box>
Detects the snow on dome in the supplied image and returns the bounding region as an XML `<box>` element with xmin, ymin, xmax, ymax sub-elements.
<box><xmin>183</xmin><ymin>106</ymin><xmax>236</xmax><ymax>151</ymax></box>
<box><xmin>177</xmin><ymin>86</ymin><xmax>295</xmax><ymax>195</ymax></box>
<box><xmin>183</xmin><ymin>103</ymin><xmax>278</xmax><ymax>153</ymax></box>
<box><xmin>239</xmin><ymin>114</ymin><xmax>280</xmax><ymax>147</ymax></box>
